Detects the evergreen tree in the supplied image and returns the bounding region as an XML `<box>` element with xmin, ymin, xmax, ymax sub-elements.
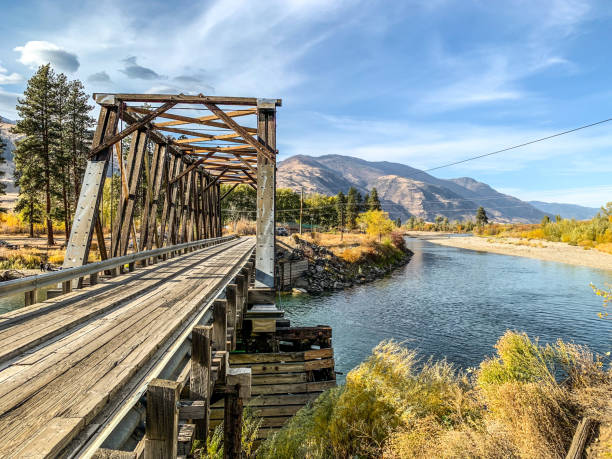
<box><xmin>64</xmin><ymin>80</ymin><xmax>94</xmax><ymax>227</ymax></box>
<box><xmin>335</xmin><ymin>191</ymin><xmax>346</xmax><ymax>229</ymax></box>
<box><xmin>346</xmin><ymin>187</ymin><xmax>358</xmax><ymax>228</ymax></box>
<box><xmin>361</xmin><ymin>192</ymin><xmax>368</xmax><ymax>212</ymax></box>
<box><xmin>368</xmin><ymin>187</ymin><xmax>382</xmax><ymax>210</ymax></box>
<box><xmin>55</xmin><ymin>72</ymin><xmax>72</xmax><ymax>239</ymax></box>
<box><xmin>14</xmin><ymin>64</ymin><xmax>60</xmax><ymax>245</ymax></box>
<box><xmin>395</xmin><ymin>217</ymin><xmax>401</xmax><ymax>227</ymax></box>
<box><xmin>475</xmin><ymin>206</ymin><xmax>488</xmax><ymax>226</ymax></box>
<box><xmin>0</xmin><ymin>136</ymin><xmax>6</xmax><ymax>201</ymax></box>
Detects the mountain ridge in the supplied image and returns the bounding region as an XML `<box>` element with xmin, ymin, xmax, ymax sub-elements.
<box><xmin>278</xmin><ymin>154</ymin><xmax>549</xmax><ymax>223</ymax></box>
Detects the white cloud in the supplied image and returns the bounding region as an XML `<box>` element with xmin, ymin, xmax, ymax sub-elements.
<box><xmin>281</xmin><ymin>112</ymin><xmax>612</xmax><ymax>174</ymax></box>
<box><xmin>14</xmin><ymin>41</ymin><xmax>80</xmax><ymax>72</ymax></box>
<box><xmin>0</xmin><ymin>63</ymin><xmax>22</xmax><ymax>85</ymax></box>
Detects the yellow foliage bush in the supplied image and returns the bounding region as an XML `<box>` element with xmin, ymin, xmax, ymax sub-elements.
<box><xmin>0</xmin><ymin>248</ymin><xmax>42</xmax><ymax>269</ymax></box>
<box><xmin>47</xmin><ymin>250</ymin><xmax>65</xmax><ymax>265</ymax></box>
<box><xmin>259</xmin><ymin>332</ymin><xmax>611</xmax><ymax>459</ymax></box>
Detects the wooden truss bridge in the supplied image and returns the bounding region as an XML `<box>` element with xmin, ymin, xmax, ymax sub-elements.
<box><xmin>0</xmin><ymin>94</ymin><xmax>335</xmax><ymax>458</ymax></box>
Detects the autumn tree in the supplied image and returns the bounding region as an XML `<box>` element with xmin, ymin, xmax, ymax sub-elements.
<box><xmin>357</xmin><ymin>209</ymin><xmax>395</xmax><ymax>241</ymax></box>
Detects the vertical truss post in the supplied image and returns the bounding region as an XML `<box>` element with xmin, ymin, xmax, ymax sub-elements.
<box><xmin>179</xmin><ymin>169</ymin><xmax>193</xmax><ymax>242</ymax></box>
<box><xmin>168</xmin><ymin>160</ymin><xmax>185</xmax><ymax>245</ymax></box>
<box><xmin>141</xmin><ymin>143</ymin><xmax>165</xmax><ymax>250</ymax></box>
<box><xmin>159</xmin><ymin>154</ymin><xmax>178</xmax><ymax>247</ymax></box>
<box><xmin>255</xmin><ymin>100</ymin><xmax>276</xmax><ymax>288</ymax></box>
<box><xmin>111</xmin><ymin>129</ymin><xmax>148</xmax><ymax>257</ymax></box>
<box><xmin>63</xmin><ymin>104</ymin><xmax>118</xmax><ymax>270</ymax></box>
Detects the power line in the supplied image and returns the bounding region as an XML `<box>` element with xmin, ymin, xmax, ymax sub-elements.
<box><xmin>424</xmin><ymin>117</ymin><xmax>612</xmax><ymax>172</ymax></box>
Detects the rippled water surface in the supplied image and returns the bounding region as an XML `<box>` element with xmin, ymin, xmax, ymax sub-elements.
<box><xmin>280</xmin><ymin>237</ymin><xmax>612</xmax><ymax>381</ymax></box>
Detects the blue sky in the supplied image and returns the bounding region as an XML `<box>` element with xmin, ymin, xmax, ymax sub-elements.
<box><xmin>0</xmin><ymin>0</ymin><xmax>611</xmax><ymax>206</ymax></box>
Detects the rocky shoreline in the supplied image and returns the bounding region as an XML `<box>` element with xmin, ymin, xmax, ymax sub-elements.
<box><xmin>282</xmin><ymin>236</ymin><xmax>413</xmax><ymax>295</ymax></box>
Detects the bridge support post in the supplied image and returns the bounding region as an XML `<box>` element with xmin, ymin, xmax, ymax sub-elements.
<box><xmin>145</xmin><ymin>378</ymin><xmax>180</xmax><ymax>458</ymax></box>
<box><xmin>235</xmin><ymin>274</ymin><xmax>246</xmax><ymax>327</ymax></box>
<box><xmin>212</xmin><ymin>299</ymin><xmax>227</xmax><ymax>352</ymax></box>
<box><xmin>190</xmin><ymin>325</ymin><xmax>212</xmax><ymax>444</ymax></box>
<box><xmin>223</xmin><ymin>368</ymin><xmax>251</xmax><ymax>459</ymax></box>
<box><xmin>225</xmin><ymin>285</ymin><xmax>237</xmax><ymax>351</ymax></box>
<box><xmin>255</xmin><ymin>100</ymin><xmax>276</xmax><ymax>288</ymax></box>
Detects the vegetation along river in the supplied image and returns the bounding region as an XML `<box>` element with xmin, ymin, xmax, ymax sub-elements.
<box><xmin>280</xmin><ymin>237</ymin><xmax>612</xmax><ymax>382</ymax></box>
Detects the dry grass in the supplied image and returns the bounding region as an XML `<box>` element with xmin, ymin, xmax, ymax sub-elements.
<box><xmin>259</xmin><ymin>332</ymin><xmax>612</xmax><ymax>459</ymax></box>
<box><xmin>234</xmin><ymin>219</ymin><xmax>256</xmax><ymax>236</ymax></box>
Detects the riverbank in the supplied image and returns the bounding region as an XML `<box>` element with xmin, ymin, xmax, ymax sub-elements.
<box><xmin>277</xmin><ymin>233</ymin><xmax>413</xmax><ymax>294</ymax></box>
<box><xmin>409</xmin><ymin>231</ymin><xmax>612</xmax><ymax>272</ymax></box>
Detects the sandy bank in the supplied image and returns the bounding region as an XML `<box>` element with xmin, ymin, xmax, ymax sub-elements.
<box><xmin>408</xmin><ymin>232</ymin><xmax>612</xmax><ymax>272</ymax></box>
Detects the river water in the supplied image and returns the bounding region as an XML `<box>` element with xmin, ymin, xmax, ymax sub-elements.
<box><xmin>280</xmin><ymin>237</ymin><xmax>612</xmax><ymax>381</ymax></box>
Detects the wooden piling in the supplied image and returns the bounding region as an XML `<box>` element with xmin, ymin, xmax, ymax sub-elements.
<box><xmin>226</xmin><ymin>285</ymin><xmax>237</xmax><ymax>350</ymax></box>
<box><xmin>190</xmin><ymin>325</ymin><xmax>212</xmax><ymax>444</ymax></box>
<box><xmin>144</xmin><ymin>379</ymin><xmax>180</xmax><ymax>458</ymax></box>
<box><xmin>212</xmin><ymin>299</ymin><xmax>227</xmax><ymax>352</ymax></box>
<box><xmin>224</xmin><ymin>368</ymin><xmax>251</xmax><ymax>459</ymax></box>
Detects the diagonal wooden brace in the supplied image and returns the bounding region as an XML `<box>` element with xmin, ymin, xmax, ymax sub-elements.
<box><xmin>204</xmin><ymin>103</ymin><xmax>276</xmax><ymax>162</ymax></box>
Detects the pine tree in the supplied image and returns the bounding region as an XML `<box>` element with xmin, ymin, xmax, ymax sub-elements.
<box><xmin>346</xmin><ymin>187</ymin><xmax>358</xmax><ymax>228</ymax></box>
<box><xmin>476</xmin><ymin>206</ymin><xmax>488</xmax><ymax>226</ymax></box>
<box><xmin>335</xmin><ymin>191</ymin><xmax>346</xmax><ymax>229</ymax></box>
<box><xmin>368</xmin><ymin>187</ymin><xmax>382</xmax><ymax>211</ymax></box>
<box><xmin>0</xmin><ymin>136</ymin><xmax>7</xmax><ymax>201</ymax></box>
<box><xmin>14</xmin><ymin>64</ymin><xmax>60</xmax><ymax>245</ymax></box>
<box><xmin>64</xmin><ymin>80</ymin><xmax>94</xmax><ymax>229</ymax></box>
<box><xmin>360</xmin><ymin>192</ymin><xmax>368</xmax><ymax>212</ymax></box>
<box><xmin>55</xmin><ymin>72</ymin><xmax>72</xmax><ymax>240</ymax></box>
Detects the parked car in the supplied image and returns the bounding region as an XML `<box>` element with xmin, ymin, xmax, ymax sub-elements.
<box><xmin>276</xmin><ymin>227</ymin><xmax>289</xmax><ymax>236</ymax></box>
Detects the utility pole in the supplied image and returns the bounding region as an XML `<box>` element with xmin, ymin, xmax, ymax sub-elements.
<box><xmin>299</xmin><ymin>187</ymin><xmax>303</xmax><ymax>235</ymax></box>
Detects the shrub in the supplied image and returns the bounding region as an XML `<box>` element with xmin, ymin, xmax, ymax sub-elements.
<box><xmin>234</xmin><ymin>219</ymin><xmax>256</xmax><ymax>236</ymax></box>
<box><xmin>390</xmin><ymin>230</ymin><xmax>407</xmax><ymax>251</ymax></box>
<box><xmin>259</xmin><ymin>332</ymin><xmax>611</xmax><ymax>459</ymax></box>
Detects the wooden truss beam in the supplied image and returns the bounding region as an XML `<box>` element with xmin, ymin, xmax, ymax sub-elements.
<box><xmin>204</xmin><ymin>103</ymin><xmax>275</xmax><ymax>162</ymax></box>
<box><xmin>170</xmin><ymin>158</ymin><xmax>205</xmax><ymax>185</ymax></box>
<box><xmin>220</xmin><ymin>183</ymin><xmax>240</xmax><ymax>201</ymax></box>
<box><xmin>94</xmin><ymin>93</ymin><xmax>281</xmax><ymax>106</ymax></box>
<box><xmin>89</xmin><ymin>102</ymin><xmax>175</xmax><ymax>158</ymax></box>
<box><xmin>154</xmin><ymin>109</ymin><xmax>256</xmax><ymax>128</ymax></box>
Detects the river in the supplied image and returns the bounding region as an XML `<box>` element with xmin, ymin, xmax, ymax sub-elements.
<box><xmin>280</xmin><ymin>237</ymin><xmax>612</xmax><ymax>382</ymax></box>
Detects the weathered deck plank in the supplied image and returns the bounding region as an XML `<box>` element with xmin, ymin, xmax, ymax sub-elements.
<box><xmin>0</xmin><ymin>237</ymin><xmax>254</xmax><ymax>457</ymax></box>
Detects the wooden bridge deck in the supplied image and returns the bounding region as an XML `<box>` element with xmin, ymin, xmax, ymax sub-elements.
<box><xmin>0</xmin><ymin>236</ymin><xmax>255</xmax><ymax>457</ymax></box>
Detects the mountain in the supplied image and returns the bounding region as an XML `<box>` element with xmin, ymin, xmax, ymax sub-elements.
<box><xmin>278</xmin><ymin>154</ymin><xmax>549</xmax><ymax>223</ymax></box>
<box><xmin>0</xmin><ymin>116</ymin><xmax>21</xmax><ymax>209</ymax></box>
<box><xmin>528</xmin><ymin>201</ymin><xmax>600</xmax><ymax>221</ymax></box>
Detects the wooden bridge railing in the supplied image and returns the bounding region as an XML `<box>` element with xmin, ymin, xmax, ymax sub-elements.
<box><xmin>0</xmin><ymin>235</ymin><xmax>238</xmax><ymax>307</ymax></box>
<box><xmin>95</xmin><ymin>254</ymin><xmax>256</xmax><ymax>459</ymax></box>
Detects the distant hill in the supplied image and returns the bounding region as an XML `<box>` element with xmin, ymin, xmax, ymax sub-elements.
<box><xmin>0</xmin><ymin>115</ymin><xmax>21</xmax><ymax>209</ymax></box>
<box><xmin>278</xmin><ymin>154</ymin><xmax>548</xmax><ymax>223</ymax></box>
<box><xmin>528</xmin><ymin>201</ymin><xmax>600</xmax><ymax>220</ymax></box>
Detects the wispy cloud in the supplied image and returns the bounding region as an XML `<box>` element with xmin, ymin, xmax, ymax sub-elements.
<box><xmin>88</xmin><ymin>71</ymin><xmax>111</xmax><ymax>83</ymax></box>
<box><xmin>119</xmin><ymin>57</ymin><xmax>162</xmax><ymax>80</ymax></box>
<box><xmin>0</xmin><ymin>63</ymin><xmax>22</xmax><ymax>85</ymax></box>
<box><xmin>14</xmin><ymin>41</ymin><xmax>80</xmax><ymax>72</ymax></box>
